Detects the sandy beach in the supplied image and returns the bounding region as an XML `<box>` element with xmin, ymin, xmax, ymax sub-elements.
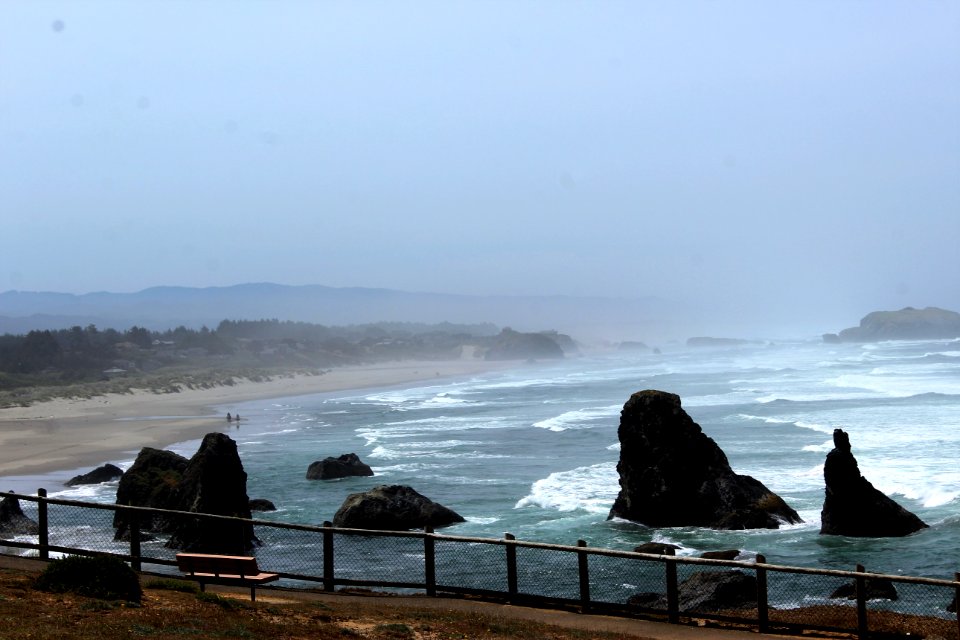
<box><xmin>0</xmin><ymin>360</ymin><xmax>512</xmax><ymax>483</ymax></box>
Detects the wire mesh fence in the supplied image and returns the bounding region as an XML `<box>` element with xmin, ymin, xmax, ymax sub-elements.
<box><xmin>2</xmin><ymin>490</ymin><xmax>958</xmax><ymax>639</ymax></box>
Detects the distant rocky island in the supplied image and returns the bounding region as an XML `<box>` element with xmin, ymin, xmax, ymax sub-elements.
<box><xmin>823</xmin><ymin>307</ymin><xmax>960</xmax><ymax>343</ymax></box>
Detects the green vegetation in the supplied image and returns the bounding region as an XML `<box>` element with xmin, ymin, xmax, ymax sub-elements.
<box><xmin>0</xmin><ymin>319</ymin><xmax>498</xmax><ymax>406</ymax></box>
<box><xmin>33</xmin><ymin>555</ymin><xmax>143</xmax><ymax>603</ymax></box>
<box><xmin>0</xmin><ymin>319</ymin><xmax>573</xmax><ymax>407</ymax></box>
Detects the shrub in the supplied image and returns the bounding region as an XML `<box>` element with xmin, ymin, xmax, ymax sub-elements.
<box><xmin>145</xmin><ymin>578</ymin><xmax>199</xmax><ymax>593</ymax></box>
<box><xmin>34</xmin><ymin>555</ymin><xmax>142</xmax><ymax>603</ymax></box>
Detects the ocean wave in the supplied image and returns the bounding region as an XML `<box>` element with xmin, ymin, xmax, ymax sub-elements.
<box><xmin>532</xmin><ymin>405</ymin><xmax>620</xmax><ymax>431</ymax></box>
<box><xmin>514</xmin><ymin>463</ymin><xmax>617</xmax><ymax>514</ymax></box>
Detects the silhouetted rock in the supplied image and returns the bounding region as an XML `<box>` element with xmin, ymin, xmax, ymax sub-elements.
<box><xmin>306</xmin><ymin>453</ymin><xmax>374</xmax><ymax>480</ymax></box>
<box><xmin>66</xmin><ymin>463</ymin><xmax>124</xmax><ymax>486</ymax></box>
<box><xmin>0</xmin><ymin>493</ymin><xmax>39</xmax><ymax>536</ymax></box>
<box><xmin>830</xmin><ymin>577</ymin><xmax>899</xmax><ymax>601</ymax></box>
<box><xmin>627</xmin><ymin>570</ymin><xmax>757</xmax><ymax>612</ymax></box>
<box><xmin>114</xmin><ymin>448</ymin><xmax>189</xmax><ymax>537</ymax></box>
<box><xmin>820</xmin><ymin>429</ymin><xmax>927</xmax><ymax>537</ymax></box>
<box><xmin>249</xmin><ymin>498</ymin><xmax>276</xmax><ymax>512</ymax></box>
<box><xmin>332</xmin><ymin>485</ymin><xmax>465</xmax><ymax>531</ymax></box>
<box><xmin>700</xmin><ymin>549</ymin><xmax>741</xmax><ymax>560</ymax></box>
<box><xmin>948</xmin><ymin>596</ymin><xmax>956</xmax><ymax>613</ymax></box>
<box><xmin>166</xmin><ymin>433</ymin><xmax>257</xmax><ymax>553</ymax></box>
<box><xmin>633</xmin><ymin>542</ymin><xmax>679</xmax><ymax>555</ymax></box>
<box><xmin>609</xmin><ymin>390</ymin><xmax>801</xmax><ymax>529</ymax></box>
<box><xmin>114</xmin><ymin>434</ymin><xmax>257</xmax><ymax>553</ymax></box>
<box><xmin>827</xmin><ymin>306</ymin><xmax>960</xmax><ymax>342</ymax></box>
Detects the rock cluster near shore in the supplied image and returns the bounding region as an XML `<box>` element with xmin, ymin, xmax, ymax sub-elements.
<box><xmin>114</xmin><ymin>433</ymin><xmax>257</xmax><ymax>553</ymax></box>
<box><xmin>820</xmin><ymin>428</ymin><xmax>927</xmax><ymax>537</ymax></box>
<box><xmin>609</xmin><ymin>390</ymin><xmax>802</xmax><ymax>529</ymax></box>
<box><xmin>333</xmin><ymin>484</ymin><xmax>465</xmax><ymax>530</ymax></box>
<box><xmin>306</xmin><ymin>453</ymin><xmax>373</xmax><ymax>480</ymax></box>
<box><xmin>65</xmin><ymin>463</ymin><xmax>124</xmax><ymax>487</ymax></box>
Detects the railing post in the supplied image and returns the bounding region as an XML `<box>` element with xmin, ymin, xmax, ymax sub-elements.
<box><xmin>505</xmin><ymin>533</ymin><xmax>518</xmax><ymax>602</ymax></box>
<box><xmin>129</xmin><ymin>510</ymin><xmax>142</xmax><ymax>572</ymax></box>
<box><xmin>954</xmin><ymin>572</ymin><xmax>959</xmax><ymax>640</ymax></box>
<box><xmin>424</xmin><ymin>526</ymin><xmax>436</xmax><ymax>597</ymax></box>
<box><xmin>756</xmin><ymin>553</ymin><xmax>769</xmax><ymax>633</ymax></box>
<box><xmin>666</xmin><ymin>557</ymin><xmax>679</xmax><ymax>624</ymax></box>
<box><xmin>577</xmin><ymin>539</ymin><xmax>591</xmax><ymax>613</ymax></box>
<box><xmin>323</xmin><ymin>521</ymin><xmax>335</xmax><ymax>592</ymax></box>
<box><xmin>37</xmin><ymin>488</ymin><xmax>49</xmax><ymax>560</ymax></box>
<box><xmin>855</xmin><ymin>564</ymin><xmax>868</xmax><ymax>640</ymax></box>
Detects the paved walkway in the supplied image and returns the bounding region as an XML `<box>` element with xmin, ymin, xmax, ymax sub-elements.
<box><xmin>0</xmin><ymin>554</ymin><xmax>792</xmax><ymax>640</ymax></box>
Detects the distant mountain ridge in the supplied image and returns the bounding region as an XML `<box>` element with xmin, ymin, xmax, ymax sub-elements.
<box><xmin>0</xmin><ymin>283</ymin><xmax>685</xmax><ymax>340</ymax></box>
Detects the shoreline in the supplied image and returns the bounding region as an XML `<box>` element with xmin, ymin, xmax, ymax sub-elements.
<box><xmin>0</xmin><ymin>359</ymin><xmax>514</xmax><ymax>485</ymax></box>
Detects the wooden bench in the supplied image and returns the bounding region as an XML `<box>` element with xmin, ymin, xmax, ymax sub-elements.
<box><xmin>175</xmin><ymin>553</ymin><xmax>279</xmax><ymax>601</ymax></box>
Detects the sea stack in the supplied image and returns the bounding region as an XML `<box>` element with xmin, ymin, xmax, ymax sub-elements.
<box><xmin>820</xmin><ymin>429</ymin><xmax>927</xmax><ymax>537</ymax></box>
<box><xmin>609</xmin><ymin>390</ymin><xmax>801</xmax><ymax>529</ymax></box>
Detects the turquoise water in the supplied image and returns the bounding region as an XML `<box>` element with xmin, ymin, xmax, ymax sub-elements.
<box><xmin>225</xmin><ymin>338</ymin><xmax>960</xmax><ymax>580</ymax></box>
<box><xmin>16</xmin><ymin>338</ymin><xmax>960</xmax><ymax>601</ymax></box>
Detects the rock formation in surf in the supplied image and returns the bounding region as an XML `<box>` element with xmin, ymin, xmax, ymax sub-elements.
<box><xmin>332</xmin><ymin>484</ymin><xmax>465</xmax><ymax>531</ymax></box>
<box><xmin>114</xmin><ymin>433</ymin><xmax>257</xmax><ymax>553</ymax></box>
<box><xmin>608</xmin><ymin>390</ymin><xmax>801</xmax><ymax>529</ymax></box>
<box><xmin>628</xmin><ymin>570</ymin><xmax>758</xmax><ymax>612</ymax></box>
<box><xmin>306</xmin><ymin>453</ymin><xmax>374</xmax><ymax>480</ymax></box>
<box><xmin>820</xmin><ymin>428</ymin><xmax>927</xmax><ymax>537</ymax></box>
<box><xmin>0</xmin><ymin>493</ymin><xmax>39</xmax><ymax>536</ymax></box>
<box><xmin>66</xmin><ymin>463</ymin><xmax>124</xmax><ymax>486</ymax></box>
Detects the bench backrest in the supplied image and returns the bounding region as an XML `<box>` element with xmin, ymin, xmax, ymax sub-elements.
<box><xmin>176</xmin><ymin>553</ymin><xmax>261</xmax><ymax>577</ymax></box>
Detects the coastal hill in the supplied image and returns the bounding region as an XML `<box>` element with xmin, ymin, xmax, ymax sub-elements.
<box><xmin>0</xmin><ymin>282</ymin><xmax>684</xmax><ymax>342</ymax></box>
<box><xmin>823</xmin><ymin>306</ymin><xmax>960</xmax><ymax>342</ymax></box>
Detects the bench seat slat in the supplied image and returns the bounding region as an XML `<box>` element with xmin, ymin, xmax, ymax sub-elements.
<box><xmin>175</xmin><ymin>553</ymin><xmax>278</xmax><ymax>601</ymax></box>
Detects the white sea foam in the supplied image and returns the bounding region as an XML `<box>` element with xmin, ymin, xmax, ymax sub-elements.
<box><xmin>532</xmin><ymin>405</ymin><xmax>620</xmax><ymax>431</ymax></box>
<box><xmin>801</xmin><ymin>439</ymin><xmax>833</xmax><ymax>453</ymax></box>
<box><xmin>514</xmin><ymin>463</ymin><xmax>618</xmax><ymax>514</ymax></box>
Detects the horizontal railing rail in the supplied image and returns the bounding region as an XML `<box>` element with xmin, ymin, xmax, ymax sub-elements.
<box><xmin>2</xmin><ymin>489</ymin><xmax>958</xmax><ymax>639</ymax></box>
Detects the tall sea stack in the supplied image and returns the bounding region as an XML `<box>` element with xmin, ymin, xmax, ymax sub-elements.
<box><xmin>820</xmin><ymin>429</ymin><xmax>927</xmax><ymax>537</ymax></box>
<box><xmin>609</xmin><ymin>390</ymin><xmax>801</xmax><ymax>529</ymax></box>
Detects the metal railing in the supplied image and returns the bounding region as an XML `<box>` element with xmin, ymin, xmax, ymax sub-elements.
<box><xmin>2</xmin><ymin>489</ymin><xmax>958</xmax><ymax>639</ymax></box>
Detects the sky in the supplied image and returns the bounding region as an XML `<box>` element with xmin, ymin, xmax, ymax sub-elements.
<box><xmin>2</xmin><ymin>1</ymin><xmax>958</xmax><ymax>332</ymax></box>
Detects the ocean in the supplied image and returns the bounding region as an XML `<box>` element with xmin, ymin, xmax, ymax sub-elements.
<box><xmin>14</xmin><ymin>337</ymin><xmax>960</xmax><ymax>597</ymax></box>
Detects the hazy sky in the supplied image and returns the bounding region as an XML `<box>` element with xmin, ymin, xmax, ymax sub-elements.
<box><xmin>2</xmin><ymin>1</ymin><xmax>958</xmax><ymax>328</ymax></box>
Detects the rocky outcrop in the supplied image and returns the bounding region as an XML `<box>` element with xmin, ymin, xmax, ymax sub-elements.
<box><xmin>483</xmin><ymin>328</ymin><xmax>564</xmax><ymax>361</ymax></box>
<box><xmin>306</xmin><ymin>453</ymin><xmax>374</xmax><ymax>480</ymax></box>
<box><xmin>628</xmin><ymin>571</ymin><xmax>757</xmax><ymax>612</ymax></box>
<box><xmin>114</xmin><ymin>434</ymin><xmax>257</xmax><ymax>553</ymax></box>
<box><xmin>609</xmin><ymin>390</ymin><xmax>801</xmax><ymax>529</ymax></box>
<box><xmin>820</xmin><ymin>429</ymin><xmax>927</xmax><ymax>537</ymax></box>
<box><xmin>0</xmin><ymin>493</ymin><xmax>39</xmax><ymax>536</ymax></box>
<box><xmin>165</xmin><ymin>433</ymin><xmax>257</xmax><ymax>553</ymax></box>
<box><xmin>332</xmin><ymin>485</ymin><xmax>465</xmax><ymax>531</ymax></box>
<box><xmin>823</xmin><ymin>306</ymin><xmax>960</xmax><ymax>342</ymax></box>
<box><xmin>633</xmin><ymin>542</ymin><xmax>679</xmax><ymax>555</ymax></box>
<box><xmin>114</xmin><ymin>448</ymin><xmax>189</xmax><ymax>536</ymax></box>
<box><xmin>66</xmin><ymin>463</ymin><xmax>124</xmax><ymax>486</ymax></box>
<box><xmin>830</xmin><ymin>577</ymin><xmax>898</xmax><ymax>601</ymax></box>
<box><xmin>700</xmin><ymin>549</ymin><xmax>741</xmax><ymax>560</ymax></box>
<box><xmin>249</xmin><ymin>498</ymin><xmax>276</xmax><ymax>512</ymax></box>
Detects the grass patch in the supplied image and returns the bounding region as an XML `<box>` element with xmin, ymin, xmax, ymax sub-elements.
<box><xmin>195</xmin><ymin>591</ymin><xmax>249</xmax><ymax>610</ymax></box>
<box><xmin>145</xmin><ymin>578</ymin><xmax>199</xmax><ymax>593</ymax></box>
<box><xmin>372</xmin><ymin>622</ymin><xmax>415</xmax><ymax>638</ymax></box>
